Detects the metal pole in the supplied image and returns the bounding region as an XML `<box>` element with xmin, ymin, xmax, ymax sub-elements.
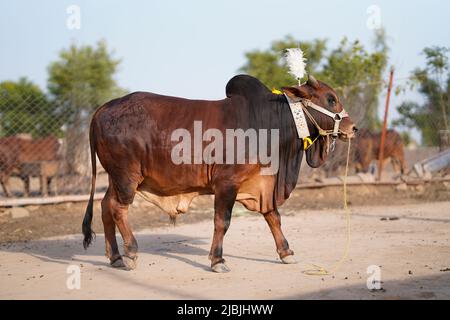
<box><xmin>377</xmin><ymin>67</ymin><xmax>394</xmax><ymax>181</ymax></box>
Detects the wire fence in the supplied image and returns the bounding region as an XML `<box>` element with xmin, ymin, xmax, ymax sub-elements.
<box><xmin>0</xmin><ymin>83</ymin><xmax>448</xmax><ymax>199</ymax></box>
<box><xmin>0</xmin><ymin>93</ymin><xmax>104</xmax><ymax>199</ymax></box>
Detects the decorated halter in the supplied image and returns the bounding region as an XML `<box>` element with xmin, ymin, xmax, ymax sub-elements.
<box><xmin>300</xmin><ymin>98</ymin><xmax>349</xmax><ymax>138</ymax></box>
<box><xmin>282</xmin><ymin>93</ymin><xmax>349</xmax><ymax>150</ymax></box>
<box><xmin>281</xmin><ymin>47</ymin><xmax>349</xmax><ymax>151</ymax></box>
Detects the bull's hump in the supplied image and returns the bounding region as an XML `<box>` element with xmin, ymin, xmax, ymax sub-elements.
<box><xmin>225</xmin><ymin>75</ymin><xmax>271</xmax><ymax>98</ymax></box>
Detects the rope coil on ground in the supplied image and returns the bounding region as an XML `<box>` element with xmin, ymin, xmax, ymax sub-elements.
<box><xmin>302</xmin><ymin>138</ymin><xmax>352</xmax><ymax>276</ymax></box>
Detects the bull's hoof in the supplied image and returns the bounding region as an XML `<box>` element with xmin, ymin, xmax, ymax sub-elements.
<box><xmin>110</xmin><ymin>257</ymin><xmax>126</xmax><ymax>269</ymax></box>
<box><xmin>110</xmin><ymin>256</ymin><xmax>137</xmax><ymax>270</ymax></box>
<box><xmin>211</xmin><ymin>263</ymin><xmax>230</xmax><ymax>273</ymax></box>
<box><xmin>122</xmin><ymin>255</ymin><xmax>138</xmax><ymax>270</ymax></box>
<box><xmin>281</xmin><ymin>255</ymin><xmax>297</xmax><ymax>264</ymax></box>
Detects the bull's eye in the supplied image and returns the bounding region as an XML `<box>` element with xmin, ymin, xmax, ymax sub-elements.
<box><xmin>327</xmin><ymin>96</ymin><xmax>336</xmax><ymax>107</ymax></box>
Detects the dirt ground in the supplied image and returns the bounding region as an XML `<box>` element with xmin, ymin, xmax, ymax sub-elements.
<box><xmin>1</xmin><ymin>181</ymin><xmax>449</xmax><ymax>243</ymax></box>
<box><xmin>0</xmin><ymin>184</ymin><xmax>449</xmax><ymax>299</ymax></box>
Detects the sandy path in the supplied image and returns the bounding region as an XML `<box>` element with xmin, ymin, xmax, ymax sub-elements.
<box><xmin>1</xmin><ymin>201</ymin><xmax>450</xmax><ymax>299</ymax></box>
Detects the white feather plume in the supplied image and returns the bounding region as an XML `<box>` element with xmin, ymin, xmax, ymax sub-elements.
<box><xmin>284</xmin><ymin>48</ymin><xmax>307</xmax><ymax>83</ymax></box>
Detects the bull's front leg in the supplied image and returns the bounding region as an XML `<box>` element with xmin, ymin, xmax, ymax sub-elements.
<box><xmin>209</xmin><ymin>185</ymin><xmax>237</xmax><ymax>273</ymax></box>
<box><xmin>264</xmin><ymin>209</ymin><xmax>296</xmax><ymax>264</ymax></box>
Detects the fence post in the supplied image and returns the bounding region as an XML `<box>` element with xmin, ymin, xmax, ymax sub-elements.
<box><xmin>378</xmin><ymin>67</ymin><xmax>394</xmax><ymax>181</ymax></box>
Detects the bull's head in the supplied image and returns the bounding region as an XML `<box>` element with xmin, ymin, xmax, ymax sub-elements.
<box><xmin>282</xmin><ymin>75</ymin><xmax>357</xmax><ymax>168</ymax></box>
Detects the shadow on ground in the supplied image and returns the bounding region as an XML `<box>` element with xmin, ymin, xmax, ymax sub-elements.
<box><xmin>2</xmin><ymin>232</ymin><xmax>450</xmax><ymax>299</ymax></box>
<box><xmin>0</xmin><ymin>233</ymin><xmax>214</xmax><ymax>270</ymax></box>
<box><xmin>281</xmin><ymin>272</ymin><xmax>450</xmax><ymax>299</ymax></box>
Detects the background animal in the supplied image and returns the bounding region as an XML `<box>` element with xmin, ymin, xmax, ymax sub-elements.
<box><xmin>0</xmin><ymin>135</ymin><xmax>60</xmax><ymax>197</ymax></box>
<box><xmin>354</xmin><ymin>128</ymin><xmax>407</xmax><ymax>175</ymax></box>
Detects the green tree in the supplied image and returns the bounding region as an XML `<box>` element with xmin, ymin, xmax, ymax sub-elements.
<box><xmin>394</xmin><ymin>46</ymin><xmax>449</xmax><ymax>146</ymax></box>
<box><xmin>239</xmin><ymin>31</ymin><xmax>389</xmax><ymax>130</ymax></box>
<box><xmin>0</xmin><ymin>78</ymin><xmax>61</xmax><ymax>137</ymax></box>
<box><xmin>240</xmin><ymin>35</ymin><xmax>327</xmax><ymax>89</ymax></box>
<box><xmin>47</xmin><ymin>41</ymin><xmax>126</xmax><ymax>174</ymax></box>
<box><xmin>319</xmin><ymin>31</ymin><xmax>388</xmax><ymax>129</ymax></box>
<box><xmin>48</xmin><ymin>40</ymin><xmax>125</xmax><ymax>126</ymax></box>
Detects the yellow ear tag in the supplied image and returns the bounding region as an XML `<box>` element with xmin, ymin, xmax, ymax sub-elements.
<box><xmin>303</xmin><ymin>137</ymin><xmax>313</xmax><ymax>150</ymax></box>
<box><xmin>272</xmin><ymin>88</ymin><xmax>283</xmax><ymax>95</ymax></box>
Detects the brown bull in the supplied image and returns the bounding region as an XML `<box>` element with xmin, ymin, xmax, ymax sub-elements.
<box><xmin>82</xmin><ymin>75</ymin><xmax>356</xmax><ymax>272</ymax></box>
<box><xmin>354</xmin><ymin>129</ymin><xmax>407</xmax><ymax>175</ymax></box>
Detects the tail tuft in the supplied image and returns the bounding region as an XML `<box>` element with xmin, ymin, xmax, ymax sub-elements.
<box><xmin>82</xmin><ymin>200</ymin><xmax>96</xmax><ymax>249</ymax></box>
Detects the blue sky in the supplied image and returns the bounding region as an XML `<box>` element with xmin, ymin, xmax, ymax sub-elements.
<box><xmin>0</xmin><ymin>0</ymin><xmax>449</xmax><ymax>136</ymax></box>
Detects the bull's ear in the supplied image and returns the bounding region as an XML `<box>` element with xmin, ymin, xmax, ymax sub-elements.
<box><xmin>281</xmin><ymin>86</ymin><xmax>311</xmax><ymax>101</ymax></box>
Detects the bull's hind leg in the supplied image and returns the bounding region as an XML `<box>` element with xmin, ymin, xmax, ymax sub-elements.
<box><xmin>103</xmin><ymin>180</ymin><xmax>139</xmax><ymax>270</ymax></box>
<box><xmin>263</xmin><ymin>209</ymin><xmax>296</xmax><ymax>264</ymax></box>
<box><xmin>101</xmin><ymin>186</ymin><xmax>122</xmax><ymax>267</ymax></box>
<box><xmin>209</xmin><ymin>185</ymin><xmax>237</xmax><ymax>273</ymax></box>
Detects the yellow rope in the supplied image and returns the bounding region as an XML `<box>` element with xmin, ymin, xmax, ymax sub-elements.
<box><xmin>302</xmin><ymin>138</ymin><xmax>352</xmax><ymax>276</ymax></box>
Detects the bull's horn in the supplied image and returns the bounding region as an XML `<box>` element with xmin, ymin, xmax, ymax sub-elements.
<box><xmin>307</xmin><ymin>74</ymin><xmax>320</xmax><ymax>89</ymax></box>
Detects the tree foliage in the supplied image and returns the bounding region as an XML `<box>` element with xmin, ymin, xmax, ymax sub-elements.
<box><xmin>240</xmin><ymin>35</ymin><xmax>327</xmax><ymax>89</ymax></box>
<box><xmin>0</xmin><ymin>41</ymin><xmax>124</xmax><ymax>139</ymax></box>
<box><xmin>394</xmin><ymin>46</ymin><xmax>449</xmax><ymax>146</ymax></box>
<box><xmin>47</xmin><ymin>40</ymin><xmax>125</xmax><ymax>128</ymax></box>
<box><xmin>46</xmin><ymin>41</ymin><xmax>126</xmax><ymax>174</ymax></box>
<box><xmin>0</xmin><ymin>78</ymin><xmax>62</xmax><ymax>137</ymax></box>
<box><xmin>240</xmin><ymin>31</ymin><xmax>389</xmax><ymax>130</ymax></box>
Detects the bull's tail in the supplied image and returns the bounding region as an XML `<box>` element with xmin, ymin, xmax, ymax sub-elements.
<box><xmin>82</xmin><ymin>119</ymin><xmax>97</xmax><ymax>249</ymax></box>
